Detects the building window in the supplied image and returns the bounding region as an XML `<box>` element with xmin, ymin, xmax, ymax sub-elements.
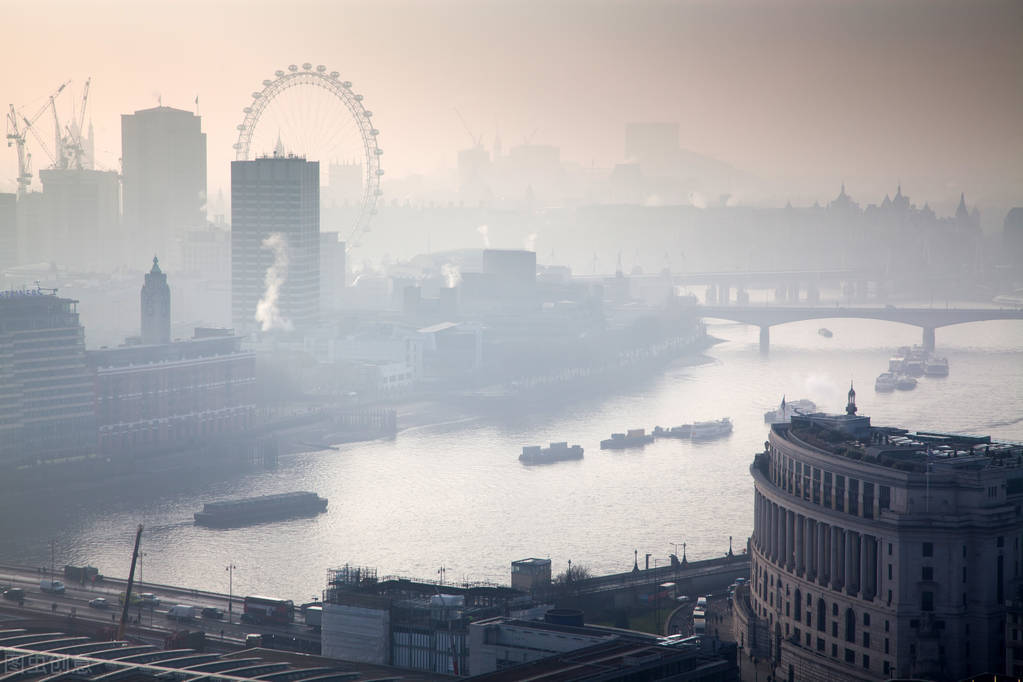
<box><xmin>922</xmin><ymin>591</ymin><xmax>934</xmax><ymax>612</ymax></box>
<box><xmin>963</xmin><ymin>567</ymin><xmax>967</xmax><ymax>583</ymax></box>
<box><xmin>817</xmin><ymin>637</ymin><xmax>825</xmax><ymax>652</ymax></box>
<box><xmin>817</xmin><ymin>600</ymin><xmax>826</xmax><ymax>631</ymax></box>
<box><xmin>998</xmin><ymin>536</ymin><xmax>1005</xmax><ymax>548</ymax></box>
<box><xmin>922</xmin><ymin>566</ymin><xmax>933</xmax><ymax>580</ymax></box>
<box><xmin>863</xmin><ymin>613</ymin><xmax>870</xmax><ymax>626</ymax></box>
<box><xmin>832</xmin><ymin>603</ymin><xmax>838</xmax><ymax>616</ymax></box>
<box><xmin>863</xmin><ymin>654</ymin><xmax>870</xmax><ymax>670</ymax></box>
<box><xmin>885</xmin><ymin>638</ymin><xmax>889</xmax><ymax>654</ymax></box>
<box><xmin>888</xmin><ymin>564</ymin><xmax>892</xmax><ymax>580</ymax></box>
<box><xmin>863</xmin><ymin>632</ymin><xmax>870</xmax><ymax>648</ymax></box>
<box><xmin>832</xmin><ymin>622</ymin><xmax>838</xmax><ymax>637</ymax></box>
<box><xmin>832</xmin><ymin>644</ymin><xmax>838</xmax><ymax>658</ymax></box>
<box><xmin>845</xmin><ymin>648</ymin><xmax>855</xmax><ymax>663</ymax></box>
<box><xmin>923</xmin><ymin>542</ymin><xmax>933</xmax><ymax>557</ymax></box>
<box><xmin>884</xmin><ymin>661</ymin><xmax>890</xmax><ymax>675</ymax></box>
<box><xmin>888</xmin><ymin>542</ymin><xmax>892</xmax><ymax>556</ymax></box>
<box><xmin>845</xmin><ymin>608</ymin><xmax>856</xmax><ymax>642</ymax></box>
<box><xmin>885</xmin><ymin>620</ymin><xmax>890</xmax><ymax>633</ymax></box>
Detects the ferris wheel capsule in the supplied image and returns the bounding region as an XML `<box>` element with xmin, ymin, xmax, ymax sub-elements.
<box><xmin>363</xmin><ymin>111</ymin><xmax>373</xmax><ymax>117</ymax></box>
<box><xmin>302</xmin><ymin>63</ymin><xmax>312</xmax><ymax>70</ymax></box>
<box><xmin>275</xmin><ymin>70</ymin><xmax>285</xmax><ymax>77</ymax></box>
<box><xmin>262</xmin><ymin>80</ymin><xmax>272</xmax><ymax>86</ymax></box>
<box><xmin>251</xmin><ymin>92</ymin><xmax>262</xmax><ymax>99</ymax></box>
<box><xmin>342</xmin><ymin>81</ymin><xmax>352</xmax><ymax>89</ymax></box>
<box><xmin>330</xmin><ymin>72</ymin><xmax>340</xmax><ymax>79</ymax></box>
<box><xmin>354</xmin><ymin>94</ymin><xmax>363</xmax><ymax>101</ymax></box>
<box><xmin>288</xmin><ymin>64</ymin><xmax>298</xmax><ymax>72</ymax></box>
<box><xmin>316</xmin><ymin>65</ymin><xmax>326</xmax><ymax>72</ymax></box>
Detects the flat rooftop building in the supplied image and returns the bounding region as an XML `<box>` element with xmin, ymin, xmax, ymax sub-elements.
<box><xmin>736</xmin><ymin>386</ymin><xmax>1023</xmax><ymax>680</ymax></box>
<box><xmin>0</xmin><ymin>290</ymin><xmax>96</xmax><ymax>464</ymax></box>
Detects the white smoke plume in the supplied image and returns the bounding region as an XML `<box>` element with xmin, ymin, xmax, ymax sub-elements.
<box><xmin>476</xmin><ymin>224</ymin><xmax>490</xmax><ymax>248</ymax></box>
<box><xmin>524</xmin><ymin>232</ymin><xmax>538</xmax><ymax>251</ymax></box>
<box><xmin>442</xmin><ymin>263</ymin><xmax>462</xmax><ymax>288</ymax></box>
<box><xmin>255</xmin><ymin>233</ymin><xmax>294</xmax><ymax>332</ymax></box>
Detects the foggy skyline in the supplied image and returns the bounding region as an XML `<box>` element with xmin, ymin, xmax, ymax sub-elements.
<box><xmin>2</xmin><ymin>0</ymin><xmax>1021</xmax><ymax>220</ymax></box>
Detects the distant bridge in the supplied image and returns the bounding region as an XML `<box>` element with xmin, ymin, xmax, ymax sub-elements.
<box><xmin>696</xmin><ymin>304</ymin><xmax>1023</xmax><ymax>352</ymax></box>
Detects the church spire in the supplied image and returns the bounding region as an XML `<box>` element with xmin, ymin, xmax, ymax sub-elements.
<box><xmin>846</xmin><ymin>381</ymin><xmax>857</xmax><ymax>415</ymax></box>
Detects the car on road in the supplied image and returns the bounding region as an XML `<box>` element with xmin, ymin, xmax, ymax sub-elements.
<box><xmin>139</xmin><ymin>593</ymin><xmax>160</xmax><ymax>607</ymax></box>
<box><xmin>201</xmin><ymin>607</ymin><xmax>225</xmax><ymax>620</ymax></box>
<box><xmin>88</xmin><ymin>597</ymin><xmax>110</xmax><ymax>609</ymax></box>
<box><xmin>40</xmin><ymin>580</ymin><xmax>66</xmax><ymax>594</ymax></box>
<box><xmin>2</xmin><ymin>588</ymin><xmax>25</xmax><ymax>602</ymax></box>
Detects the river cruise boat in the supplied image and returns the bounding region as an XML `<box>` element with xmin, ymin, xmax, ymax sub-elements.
<box><xmin>689</xmin><ymin>417</ymin><xmax>733</xmax><ymax>440</ymax></box>
<box><xmin>600</xmin><ymin>429</ymin><xmax>654</xmax><ymax>450</ymax></box>
<box><xmin>874</xmin><ymin>372</ymin><xmax>897</xmax><ymax>392</ymax></box>
<box><xmin>817</xmin><ymin>328</ymin><xmax>833</xmax><ymax>338</ymax></box>
<box><xmin>764</xmin><ymin>398</ymin><xmax>817</xmax><ymax>424</ymax></box>
<box><xmin>520</xmin><ymin>442</ymin><xmax>584</xmax><ymax>464</ymax></box>
<box><xmin>194</xmin><ymin>491</ymin><xmax>328</xmax><ymax>526</ymax></box>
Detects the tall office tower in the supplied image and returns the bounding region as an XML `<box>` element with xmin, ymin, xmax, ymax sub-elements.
<box><xmin>736</xmin><ymin>393</ymin><xmax>1023</xmax><ymax>680</ymax></box>
<box><xmin>0</xmin><ymin>194</ymin><xmax>15</xmax><ymax>273</ymax></box>
<box><xmin>121</xmin><ymin>106</ymin><xmax>207</xmax><ymax>263</ymax></box>
<box><xmin>0</xmin><ymin>291</ymin><xmax>96</xmax><ymax>463</ymax></box>
<box><xmin>231</xmin><ymin>155</ymin><xmax>320</xmax><ymax>334</ymax></box>
<box><xmin>38</xmin><ymin>168</ymin><xmax>121</xmax><ymax>271</ymax></box>
<box><xmin>320</xmin><ymin>232</ymin><xmax>346</xmax><ymax>313</ymax></box>
<box><xmin>140</xmin><ymin>256</ymin><xmax>171</xmax><ymax>345</ymax></box>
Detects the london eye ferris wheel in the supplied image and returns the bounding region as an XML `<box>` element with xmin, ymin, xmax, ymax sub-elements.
<box><xmin>233</xmin><ymin>63</ymin><xmax>382</xmax><ymax>246</ymax></box>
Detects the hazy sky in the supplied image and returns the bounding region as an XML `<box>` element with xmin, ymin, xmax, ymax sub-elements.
<box><xmin>2</xmin><ymin>0</ymin><xmax>1021</xmax><ymax>212</ymax></box>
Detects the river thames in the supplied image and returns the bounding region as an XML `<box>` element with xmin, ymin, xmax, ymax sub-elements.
<box><xmin>2</xmin><ymin>314</ymin><xmax>1021</xmax><ymax>602</ymax></box>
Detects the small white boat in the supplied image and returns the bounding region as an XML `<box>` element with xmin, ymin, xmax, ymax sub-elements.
<box><xmin>818</xmin><ymin>328</ymin><xmax>833</xmax><ymax>338</ymax></box>
<box><xmin>924</xmin><ymin>357</ymin><xmax>949</xmax><ymax>377</ymax></box>
<box><xmin>895</xmin><ymin>375</ymin><xmax>917</xmax><ymax>390</ymax></box>
<box><xmin>764</xmin><ymin>398</ymin><xmax>817</xmax><ymax>424</ymax></box>
<box><xmin>875</xmin><ymin>372</ymin><xmax>897</xmax><ymax>392</ymax></box>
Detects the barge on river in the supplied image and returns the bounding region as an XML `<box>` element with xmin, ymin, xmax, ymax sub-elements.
<box><xmin>194</xmin><ymin>491</ymin><xmax>328</xmax><ymax>526</ymax></box>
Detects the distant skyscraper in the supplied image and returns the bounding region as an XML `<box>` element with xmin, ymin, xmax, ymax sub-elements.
<box><xmin>121</xmin><ymin>106</ymin><xmax>207</xmax><ymax>263</ymax></box>
<box><xmin>0</xmin><ymin>193</ymin><xmax>15</xmax><ymax>274</ymax></box>
<box><xmin>38</xmin><ymin>168</ymin><xmax>121</xmax><ymax>271</ymax></box>
<box><xmin>231</xmin><ymin>155</ymin><xmax>320</xmax><ymax>333</ymax></box>
<box><xmin>141</xmin><ymin>256</ymin><xmax>171</xmax><ymax>345</ymax></box>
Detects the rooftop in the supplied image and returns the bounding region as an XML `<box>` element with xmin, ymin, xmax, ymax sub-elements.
<box><xmin>779</xmin><ymin>413</ymin><xmax>1023</xmax><ymax>474</ymax></box>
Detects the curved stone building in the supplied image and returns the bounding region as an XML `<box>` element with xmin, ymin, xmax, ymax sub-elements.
<box><xmin>735</xmin><ymin>387</ymin><xmax>1023</xmax><ymax>680</ymax></box>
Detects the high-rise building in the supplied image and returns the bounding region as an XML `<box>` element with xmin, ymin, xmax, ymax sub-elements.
<box><xmin>38</xmin><ymin>168</ymin><xmax>121</xmax><ymax>271</ymax></box>
<box><xmin>140</xmin><ymin>256</ymin><xmax>170</xmax><ymax>345</ymax></box>
<box><xmin>0</xmin><ymin>290</ymin><xmax>96</xmax><ymax>463</ymax></box>
<box><xmin>231</xmin><ymin>155</ymin><xmax>319</xmax><ymax>334</ymax></box>
<box><xmin>735</xmin><ymin>389</ymin><xmax>1023</xmax><ymax>680</ymax></box>
<box><xmin>320</xmin><ymin>232</ymin><xmax>346</xmax><ymax>313</ymax></box>
<box><xmin>0</xmin><ymin>194</ymin><xmax>15</xmax><ymax>274</ymax></box>
<box><xmin>121</xmin><ymin>106</ymin><xmax>207</xmax><ymax>263</ymax></box>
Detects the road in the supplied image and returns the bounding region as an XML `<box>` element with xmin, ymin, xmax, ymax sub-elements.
<box><xmin>0</xmin><ymin>562</ymin><xmax>319</xmax><ymax>647</ymax></box>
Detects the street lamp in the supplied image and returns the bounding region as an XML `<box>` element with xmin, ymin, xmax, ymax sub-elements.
<box><xmin>226</xmin><ymin>564</ymin><xmax>236</xmax><ymax>624</ymax></box>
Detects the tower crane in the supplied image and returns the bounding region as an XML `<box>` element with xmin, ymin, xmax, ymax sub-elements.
<box><xmin>454</xmin><ymin>108</ymin><xmax>482</xmax><ymax>149</ymax></box>
<box><xmin>5</xmin><ymin>80</ymin><xmax>69</xmax><ymax>195</ymax></box>
<box><xmin>62</xmin><ymin>77</ymin><xmax>90</xmax><ymax>169</ymax></box>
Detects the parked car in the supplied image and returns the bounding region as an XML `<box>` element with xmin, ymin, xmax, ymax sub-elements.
<box><xmin>201</xmin><ymin>606</ymin><xmax>225</xmax><ymax>620</ymax></box>
<box><xmin>88</xmin><ymin>597</ymin><xmax>110</xmax><ymax>609</ymax></box>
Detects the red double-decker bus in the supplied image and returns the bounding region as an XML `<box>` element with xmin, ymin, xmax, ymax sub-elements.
<box><xmin>242</xmin><ymin>595</ymin><xmax>295</xmax><ymax>624</ymax></box>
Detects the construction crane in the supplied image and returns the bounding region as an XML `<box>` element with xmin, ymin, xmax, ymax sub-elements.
<box><xmin>62</xmin><ymin>77</ymin><xmax>90</xmax><ymax>169</ymax></box>
<box><xmin>117</xmin><ymin>524</ymin><xmax>144</xmax><ymax>640</ymax></box>
<box><xmin>454</xmin><ymin>108</ymin><xmax>482</xmax><ymax>149</ymax></box>
<box><xmin>5</xmin><ymin>80</ymin><xmax>69</xmax><ymax>196</ymax></box>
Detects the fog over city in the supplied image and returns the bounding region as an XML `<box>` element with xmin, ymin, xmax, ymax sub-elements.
<box><xmin>1</xmin><ymin>1</ymin><xmax>1022</xmax><ymax>680</ymax></box>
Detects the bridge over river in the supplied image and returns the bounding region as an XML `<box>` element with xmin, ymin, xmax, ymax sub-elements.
<box><xmin>695</xmin><ymin>304</ymin><xmax>1023</xmax><ymax>352</ymax></box>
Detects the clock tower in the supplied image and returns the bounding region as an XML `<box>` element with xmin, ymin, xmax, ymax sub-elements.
<box><xmin>141</xmin><ymin>255</ymin><xmax>171</xmax><ymax>345</ymax></box>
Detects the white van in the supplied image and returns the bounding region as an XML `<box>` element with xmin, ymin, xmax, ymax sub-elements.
<box><xmin>40</xmin><ymin>580</ymin><xmax>66</xmax><ymax>594</ymax></box>
<box><xmin>696</xmin><ymin>596</ymin><xmax>708</xmax><ymax>609</ymax></box>
<box><xmin>166</xmin><ymin>604</ymin><xmax>197</xmax><ymax>621</ymax></box>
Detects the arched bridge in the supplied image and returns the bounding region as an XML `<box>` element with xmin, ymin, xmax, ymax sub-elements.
<box><xmin>696</xmin><ymin>304</ymin><xmax>1023</xmax><ymax>352</ymax></box>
